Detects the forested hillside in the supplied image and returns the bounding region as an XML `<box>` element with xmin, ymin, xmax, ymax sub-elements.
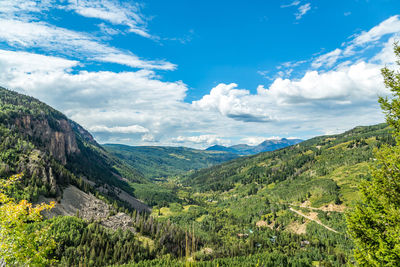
<box><xmin>184</xmin><ymin>123</ymin><xmax>392</xmax><ymax>203</ymax></box>
<box><xmin>104</xmin><ymin>144</ymin><xmax>238</xmax><ymax>179</ymax></box>
<box><xmin>133</xmin><ymin>123</ymin><xmax>394</xmax><ymax>266</ymax></box>
<box><xmin>0</xmin><ymin>87</ymin><xmax>178</xmax><ymax>206</ymax></box>
<box><xmin>0</xmin><ymin>87</ymin><xmax>195</xmax><ymax>265</ymax></box>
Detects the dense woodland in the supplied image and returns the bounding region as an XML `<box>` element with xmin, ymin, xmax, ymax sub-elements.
<box><xmin>132</xmin><ymin>123</ymin><xmax>391</xmax><ymax>266</ymax></box>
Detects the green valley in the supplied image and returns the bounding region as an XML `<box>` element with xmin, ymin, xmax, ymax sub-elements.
<box><xmin>138</xmin><ymin>123</ymin><xmax>393</xmax><ymax>266</ymax></box>
<box><xmin>103</xmin><ymin>144</ymin><xmax>238</xmax><ymax>180</ymax></box>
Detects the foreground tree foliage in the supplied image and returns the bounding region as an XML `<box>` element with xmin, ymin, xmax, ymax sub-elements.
<box><xmin>0</xmin><ymin>173</ymin><xmax>56</xmax><ymax>265</ymax></box>
<box><xmin>347</xmin><ymin>43</ymin><xmax>400</xmax><ymax>265</ymax></box>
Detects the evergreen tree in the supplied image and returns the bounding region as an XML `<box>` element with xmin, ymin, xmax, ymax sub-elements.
<box><xmin>347</xmin><ymin>43</ymin><xmax>400</xmax><ymax>265</ymax></box>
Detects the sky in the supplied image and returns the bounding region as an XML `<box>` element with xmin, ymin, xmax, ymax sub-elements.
<box><xmin>0</xmin><ymin>0</ymin><xmax>399</xmax><ymax>148</ymax></box>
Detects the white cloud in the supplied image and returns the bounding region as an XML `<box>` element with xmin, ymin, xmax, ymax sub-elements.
<box><xmin>281</xmin><ymin>60</ymin><xmax>307</xmax><ymax>68</ymax></box>
<box><xmin>0</xmin><ymin>49</ymin><xmax>78</xmax><ymax>72</ymax></box>
<box><xmin>312</xmin><ymin>49</ymin><xmax>342</xmax><ymax>68</ymax></box>
<box><xmin>241</xmin><ymin>136</ymin><xmax>299</xmax><ymax>146</ymax></box>
<box><xmin>295</xmin><ymin>3</ymin><xmax>311</xmax><ymax>20</ymax></box>
<box><xmin>97</xmin><ymin>22</ymin><xmax>121</xmax><ymax>35</ymax></box>
<box><xmin>0</xmin><ymin>18</ymin><xmax>174</xmax><ymax>70</ymax></box>
<box><xmin>194</xmin><ymin>60</ymin><xmax>388</xmax><ymax>139</ymax></box>
<box><xmin>141</xmin><ymin>133</ymin><xmax>156</xmax><ymax>142</ymax></box>
<box><xmin>194</xmin><ymin>59</ymin><xmax>387</xmax><ymax>126</ymax></box>
<box><xmin>192</xmin><ymin>83</ymin><xmax>273</xmax><ymax>122</ymax></box>
<box><xmin>0</xmin><ymin>49</ymin><xmax>189</xmax><ymax>142</ymax></box>
<box><xmin>64</xmin><ymin>0</ymin><xmax>153</xmax><ymax>39</ymax></box>
<box><xmin>4</xmin><ymin>66</ymin><xmax>186</xmax><ymax>112</ymax></box>
<box><xmin>281</xmin><ymin>1</ymin><xmax>301</xmax><ymax>8</ymax></box>
<box><xmin>172</xmin><ymin>135</ymin><xmax>225</xmax><ymax>146</ymax></box>
<box><xmin>88</xmin><ymin>125</ymin><xmax>149</xmax><ymax>134</ymax></box>
<box><xmin>240</xmin><ymin>137</ymin><xmax>276</xmax><ymax>146</ymax></box>
<box><xmin>0</xmin><ymin>0</ymin><xmax>154</xmax><ymax>39</ymax></box>
<box><xmin>344</xmin><ymin>15</ymin><xmax>400</xmax><ymax>56</ymax></box>
<box><xmin>263</xmin><ymin>61</ymin><xmax>386</xmax><ymax>103</ymax></box>
<box><xmin>371</xmin><ymin>35</ymin><xmax>399</xmax><ymax>65</ymax></box>
<box><xmin>353</xmin><ymin>15</ymin><xmax>400</xmax><ymax>46</ymax></box>
<box><xmin>0</xmin><ymin>0</ymin><xmax>52</xmax><ymax>20</ymax></box>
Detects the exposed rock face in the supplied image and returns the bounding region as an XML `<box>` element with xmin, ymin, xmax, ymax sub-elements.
<box><xmin>42</xmin><ymin>185</ymin><xmax>136</xmax><ymax>232</ymax></box>
<box><xmin>15</xmin><ymin>115</ymin><xmax>80</xmax><ymax>165</ymax></box>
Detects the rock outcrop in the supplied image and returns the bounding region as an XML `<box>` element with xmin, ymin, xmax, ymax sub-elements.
<box><xmin>15</xmin><ymin>115</ymin><xmax>80</xmax><ymax>165</ymax></box>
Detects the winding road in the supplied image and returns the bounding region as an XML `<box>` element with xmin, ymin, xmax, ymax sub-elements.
<box><xmin>289</xmin><ymin>207</ymin><xmax>339</xmax><ymax>234</ymax></box>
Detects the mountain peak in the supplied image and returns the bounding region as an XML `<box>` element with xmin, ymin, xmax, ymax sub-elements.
<box><xmin>205</xmin><ymin>138</ymin><xmax>303</xmax><ymax>155</ymax></box>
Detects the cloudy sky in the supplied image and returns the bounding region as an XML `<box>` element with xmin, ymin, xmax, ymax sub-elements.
<box><xmin>0</xmin><ymin>0</ymin><xmax>399</xmax><ymax>148</ymax></box>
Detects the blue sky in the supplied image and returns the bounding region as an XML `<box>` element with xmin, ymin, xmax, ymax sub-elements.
<box><xmin>0</xmin><ymin>0</ymin><xmax>399</xmax><ymax>148</ymax></box>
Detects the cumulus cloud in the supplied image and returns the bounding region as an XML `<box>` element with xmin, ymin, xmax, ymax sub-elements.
<box><xmin>194</xmin><ymin>61</ymin><xmax>387</xmax><ymax>134</ymax></box>
<box><xmin>0</xmin><ymin>49</ymin><xmax>191</xmax><ymax>143</ymax></box>
<box><xmin>172</xmin><ymin>135</ymin><xmax>226</xmax><ymax>146</ymax></box>
<box><xmin>192</xmin><ymin>83</ymin><xmax>273</xmax><ymax>122</ymax></box>
<box><xmin>194</xmin><ymin>59</ymin><xmax>387</xmax><ymax>124</ymax></box>
<box><xmin>0</xmin><ymin>49</ymin><xmax>78</xmax><ymax>72</ymax></box>
<box><xmin>264</xmin><ymin>61</ymin><xmax>386</xmax><ymax>104</ymax></box>
<box><xmin>0</xmin><ymin>50</ymin><xmax>185</xmax><ymax>110</ymax></box>
<box><xmin>88</xmin><ymin>125</ymin><xmax>149</xmax><ymax>134</ymax></box>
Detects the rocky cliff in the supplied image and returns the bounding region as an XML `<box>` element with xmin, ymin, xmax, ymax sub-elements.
<box><xmin>0</xmin><ymin>86</ymin><xmax>151</xmax><ymax>212</ymax></box>
<box><xmin>15</xmin><ymin>115</ymin><xmax>80</xmax><ymax>165</ymax></box>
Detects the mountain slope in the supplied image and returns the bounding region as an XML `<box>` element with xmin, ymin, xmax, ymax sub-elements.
<box><xmin>0</xmin><ymin>86</ymin><xmax>197</xmax><ymax>265</ymax></box>
<box><xmin>0</xmin><ymin>86</ymin><xmax>177</xmax><ymax>208</ymax></box>
<box><xmin>103</xmin><ymin>144</ymin><xmax>238</xmax><ymax>179</ymax></box>
<box><xmin>206</xmin><ymin>138</ymin><xmax>303</xmax><ymax>155</ymax></box>
<box><xmin>184</xmin><ymin>123</ymin><xmax>393</xmax><ymax>205</ymax></box>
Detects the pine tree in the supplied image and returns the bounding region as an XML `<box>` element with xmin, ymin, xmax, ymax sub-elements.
<box><xmin>347</xmin><ymin>43</ymin><xmax>400</xmax><ymax>265</ymax></box>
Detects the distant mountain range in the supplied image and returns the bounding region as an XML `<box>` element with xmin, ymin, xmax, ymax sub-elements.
<box><xmin>206</xmin><ymin>138</ymin><xmax>303</xmax><ymax>155</ymax></box>
<box><xmin>104</xmin><ymin>139</ymin><xmax>303</xmax><ymax>179</ymax></box>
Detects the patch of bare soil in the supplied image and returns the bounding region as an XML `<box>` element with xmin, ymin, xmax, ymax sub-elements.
<box><xmin>256</xmin><ymin>220</ymin><xmax>274</xmax><ymax>229</ymax></box>
<box><xmin>299</xmin><ymin>201</ymin><xmax>346</xmax><ymax>212</ymax></box>
<box><xmin>286</xmin><ymin>221</ymin><xmax>307</xmax><ymax>235</ymax></box>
